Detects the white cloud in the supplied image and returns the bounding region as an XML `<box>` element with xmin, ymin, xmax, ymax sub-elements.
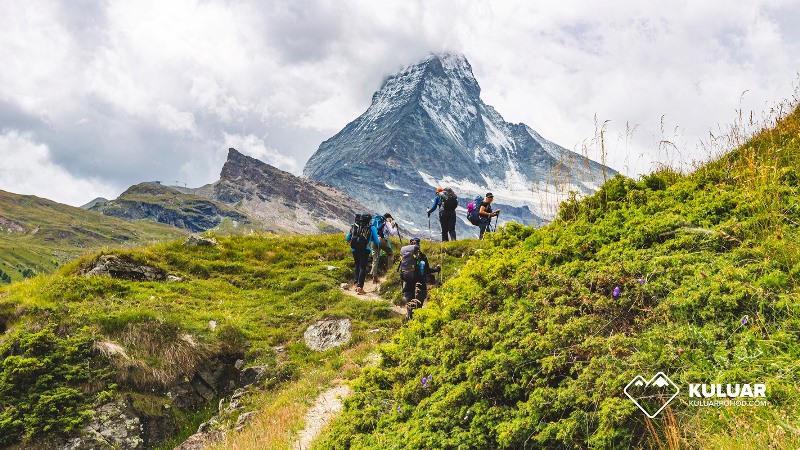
<box><xmin>0</xmin><ymin>130</ymin><xmax>116</xmax><ymax>205</ymax></box>
<box><xmin>156</xmin><ymin>103</ymin><xmax>197</xmax><ymax>134</ymax></box>
<box><xmin>0</xmin><ymin>0</ymin><xmax>799</xmax><ymax>202</ymax></box>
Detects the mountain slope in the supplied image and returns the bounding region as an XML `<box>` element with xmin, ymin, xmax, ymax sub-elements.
<box><xmin>190</xmin><ymin>148</ymin><xmax>367</xmax><ymax>234</ymax></box>
<box><xmin>0</xmin><ymin>189</ymin><xmax>186</xmax><ymax>283</ymax></box>
<box><xmin>304</xmin><ymin>53</ymin><xmax>614</xmax><ymax>236</ymax></box>
<box><xmin>316</xmin><ymin>106</ymin><xmax>800</xmax><ymax>448</ymax></box>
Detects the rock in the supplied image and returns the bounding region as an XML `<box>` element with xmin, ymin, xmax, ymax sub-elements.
<box><xmin>167</xmin><ymin>275</ymin><xmax>183</xmax><ymax>282</ymax></box>
<box><xmin>340</xmin><ymin>282</ymin><xmax>350</xmax><ymax>289</ymax></box>
<box><xmin>209</xmin><ymin>320</ymin><xmax>218</xmax><ymax>331</ymax></box>
<box><xmin>174</xmin><ymin>430</ymin><xmax>224</xmax><ymax>450</ymax></box>
<box><xmin>235</xmin><ymin>411</ymin><xmax>257</xmax><ymax>430</ymax></box>
<box><xmin>184</xmin><ymin>235</ymin><xmax>218</xmax><ymax>246</ymax></box>
<box><xmin>59</xmin><ymin>399</ymin><xmax>144</xmax><ymax>450</ymax></box>
<box><xmin>240</xmin><ymin>366</ymin><xmax>267</xmax><ymax>386</ymax></box>
<box><xmin>81</xmin><ymin>255</ymin><xmax>167</xmax><ymax>281</ymax></box>
<box><xmin>303</xmin><ymin>318</ymin><xmax>352</xmax><ymax>352</ymax></box>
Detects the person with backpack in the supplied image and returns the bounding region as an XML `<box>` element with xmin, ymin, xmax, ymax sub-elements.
<box><xmin>478</xmin><ymin>192</ymin><xmax>501</xmax><ymax>239</ymax></box>
<box><xmin>466</xmin><ymin>195</ymin><xmax>483</xmax><ymax>227</ymax></box>
<box><xmin>398</xmin><ymin>237</ymin><xmax>440</xmax><ymax>320</ymax></box>
<box><xmin>426</xmin><ymin>187</ymin><xmax>458</xmax><ymax>241</ymax></box>
<box><xmin>370</xmin><ymin>213</ymin><xmax>398</xmax><ymax>283</ymax></box>
<box><xmin>346</xmin><ymin>213</ymin><xmax>380</xmax><ymax>294</ymax></box>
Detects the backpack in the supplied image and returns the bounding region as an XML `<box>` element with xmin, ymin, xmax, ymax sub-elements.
<box><xmin>440</xmin><ymin>188</ymin><xmax>458</xmax><ymax>211</ymax></box>
<box><xmin>349</xmin><ymin>213</ymin><xmax>372</xmax><ymax>249</ymax></box>
<box><xmin>372</xmin><ymin>214</ymin><xmax>386</xmax><ymax>238</ymax></box>
<box><xmin>399</xmin><ymin>244</ymin><xmax>421</xmax><ymax>274</ymax></box>
<box><xmin>467</xmin><ymin>196</ymin><xmax>483</xmax><ymax>225</ymax></box>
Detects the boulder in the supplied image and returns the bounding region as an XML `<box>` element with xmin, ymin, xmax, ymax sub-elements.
<box><xmin>303</xmin><ymin>318</ymin><xmax>352</xmax><ymax>352</ymax></box>
<box><xmin>183</xmin><ymin>235</ymin><xmax>218</xmax><ymax>246</ymax></box>
<box><xmin>82</xmin><ymin>255</ymin><xmax>167</xmax><ymax>281</ymax></box>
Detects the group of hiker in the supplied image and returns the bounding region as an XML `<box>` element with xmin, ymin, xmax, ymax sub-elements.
<box><xmin>346</xmin><ymin>186</ymin><xmax>501</xmax><ymax>319</ymax></box>
<box><xmin>428</xmin><ymin>187</ymin><xmax>502</xmax><ymax>240</ymax></box>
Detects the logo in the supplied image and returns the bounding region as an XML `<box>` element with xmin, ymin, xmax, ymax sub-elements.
<box><xmin>624</xmin><ymin>372</ymin><xmax>680</xmax><ymax>418</ymax></box>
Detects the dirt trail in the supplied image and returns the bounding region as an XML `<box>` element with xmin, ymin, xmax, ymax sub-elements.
<box><xmin>339</xmin><ymin>275</ymin><xmax>406</xmax><ymax>316</ymax></box>
<box><xmin>292</xmin><ymin>384</ymin><xmax>351</xmax><ymax>450</ymax></box>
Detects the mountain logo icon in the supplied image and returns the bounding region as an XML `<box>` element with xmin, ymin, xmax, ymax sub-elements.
<box><xmin>624</xmin><ymin>372</ymin><xmax>680</xmax><ymax>418</ymax></box>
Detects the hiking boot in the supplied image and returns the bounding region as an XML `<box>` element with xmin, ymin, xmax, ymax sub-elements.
<box><xmin>356</xmin><ymin>287</ymin><xmax>365</xmax><ymax>295</ymax></box>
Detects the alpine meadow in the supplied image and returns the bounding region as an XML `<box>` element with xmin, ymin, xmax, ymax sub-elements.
<box><xmin>1</xmin><ymin>97</ymin><xmax>799</xmax><ymax>448</ymax></box>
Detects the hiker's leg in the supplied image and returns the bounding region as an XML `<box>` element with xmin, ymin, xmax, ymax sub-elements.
<box><xmin>479</xmin><ymin>222</ymin><xmax>487</xmax><ymax>239</ymax></box>
<box><xmin>355</xmin><ymin>250</ymin><xmax>369</xmax><ymax>287</ymax></box>
<box><xmin>369</xmin><ymin>241</ymin><xmax>380</xmax><ymax>278</ymax></box>
<box><xmin>382</xmin><ymin>238</ymin><xmax>394</xmax><ymax>272</ymax></box>
<box><xmin>401</xmin><ymin>272</ymin><xmax>414</xmax><ymax>302</ymax></box>
<box><xmin>444</xmin><ymin>212</ymin><xmax>457</xmax><ymax>241</ymax></box>
<box><xmin>415</xmin><ymin>281</ymin><xmax>427</xmax><ymax>306</ymax></box>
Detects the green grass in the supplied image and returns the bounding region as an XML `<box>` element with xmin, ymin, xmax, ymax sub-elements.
<box><xmin>0</xmin><ymin>189</ymin><xmax>186</xmax><ymax>283</ymax></box>
<box><xmin>0</xmin><ymin>233</ymin><xmax>407</xmax><ymax>447</ymax></box>
<box><xmin>316</xmin><ymin>106</ymin><xmax>800</xmax><ymax>449</ymax></box>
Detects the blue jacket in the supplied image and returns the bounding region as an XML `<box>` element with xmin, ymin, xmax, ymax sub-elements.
<box><xmin>346</xmin><ymin>225</ymin><xmax>380</xmax><ymax>252</ymax></box>
<box><xmin>428</xmin><ymin>195</ymin><xmax>442</xmax><ymax>213</ymax></box>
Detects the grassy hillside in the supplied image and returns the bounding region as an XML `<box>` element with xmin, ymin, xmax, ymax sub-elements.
<box><xmin>317</xmin><ymin>107</ymin><xmax>800</xmax><ymax>449</ymax></box>
<box><xmin>0</xmin><ymin>189</ymin><xmax>186</xmax><ymax>283</ymax></box>
<box><xmin>0</xmin><ymin>232</ymin><xmax>481</xmax><ymax>448</ymax></box>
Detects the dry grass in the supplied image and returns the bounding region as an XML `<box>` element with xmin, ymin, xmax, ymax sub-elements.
<box><xmin>106</xmin><ymin>319</ymin><xmax>211</xmax><ymax>388</ymax></box>
<box><xmin>209</xmin><ymin>341</ymin><xmax>377</xmax><ymax>450</ymax></box>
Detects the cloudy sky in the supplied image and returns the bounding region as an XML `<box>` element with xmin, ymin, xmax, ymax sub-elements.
<box><xmin>1</xmin><ymin>1</ymin><xmax>799</xmax><ymax>206</ymax></box>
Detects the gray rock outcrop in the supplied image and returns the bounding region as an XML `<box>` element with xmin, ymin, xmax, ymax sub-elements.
<box><xmin>303</xmin><ymin>318</ymin><xmax>352</xmax><ymax>352</ymax></box>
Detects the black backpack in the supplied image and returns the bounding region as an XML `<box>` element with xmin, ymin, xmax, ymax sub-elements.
<box><xmin>349</xmin><ymin>213</ymin><xmax>372</xmax><ymax>249</ymax></box>
<box><xmin>440</xmin><ymin>188</ymin><xmax>458</xmax><ymax>211</ymax></box>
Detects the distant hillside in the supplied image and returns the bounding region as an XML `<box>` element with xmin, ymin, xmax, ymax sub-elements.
<box><xmin>98</xmin><ymin>149</ymin><xmax>368</xmax><ymax>235</ymax></box>
<box><xmin>89</xmin><ymin>181</ymin><xmax>254</xmax><ymax>232</ymax></box>
<box><xmin>189</xmin><ymin>148</ymin><xmax>367</xmax><ymax>234</ymax></box>
<box><xmin>0</xmin><ymin>189</ymin><xmax>186</xmax><ymax>283</ymax></box>
<box><xmin>317</xmin><ymin>106</ymin><xmax>800</xmax><ymax>448</ymax></box>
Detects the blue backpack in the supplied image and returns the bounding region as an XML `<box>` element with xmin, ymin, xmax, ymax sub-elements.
<box><xmin>372</xmin><ymin>214</ymin><xmax>387</xmax><ymax>237</ymax></box>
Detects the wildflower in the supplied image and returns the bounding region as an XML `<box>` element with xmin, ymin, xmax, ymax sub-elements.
<box><xmin>637</xmin><ymin>278</ymin><xmax>645</xmax><ymax>284</ymax></box>
<box><xmin>397</xmin><ymin>406</ymin><xmax>402</xmax><ymax>413</ymax></box>
<box><xmin>741</xmin><ymin>316</ymin><xmax>748</xmax><ymax>325</ymax></box>
<box><xmin>612</xmin><ymin>286</ymin><xmax>621</xmax><ymax>297</ymax></box>
<box><xmin>426</xmin><ymin>375</ymin><xmax>433</xmax><ymax>383</ymax></box>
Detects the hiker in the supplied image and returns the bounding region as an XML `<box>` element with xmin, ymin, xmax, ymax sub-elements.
<box><xmin>478</xmin><ymin>192</ymin><xmax>500</xmax><ymax>239</ymax></box>
<box><xmin>370</xmin><ymin>213</ymin><xmax>398</xmax><ymax>283</ymax></box>
<box><xmin>399</xmin><ymin>237</ymin><xmax>440</xmax><ymax>320</ymax></box>
<box><xmin>346</xmin><ymin>213</ymin><xmax>380</xmax><ymax>294</ymax></box>
<box><xmin>427</xmin><ymin>187</ymin><xmax>458</xmax><ymax>241</ymax></box>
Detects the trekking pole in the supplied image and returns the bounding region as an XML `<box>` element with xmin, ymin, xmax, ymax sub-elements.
<box><xmin>396</xmin><ymin>223</ymin><xmax>405</xmax><ymax>245</ymax></box>
<box><xmin>428</xmin><ymin>215</ymin><xmax>432</xmax><ymax>242</ymax></box>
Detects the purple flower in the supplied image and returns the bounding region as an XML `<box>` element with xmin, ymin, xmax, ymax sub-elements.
<box><xmin>426</xmin><ymin>375</ymin><xmax>433</xmax><ymax>383</ymax></box>
<box><xmin>637</xmin><ymin>278</ymin><xmax>645</xmax><ymax>284</ymax></box>
<box><xmin>741</xmin><ymin>316</ymin><xmax>748</xmax><ymax>325</ymax></box>
<box><xmin>612</xmin><ymin>286</ymin><xmax>621</xmax><ymax>297</ymax></box>
<box><xmin>397</xmin><ymin>406</ymin><xmax>402</xmax><ymax>413</ymax></box>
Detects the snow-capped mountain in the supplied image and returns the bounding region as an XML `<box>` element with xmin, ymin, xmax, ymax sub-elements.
<box><xmin>303</xmin><ymin>53</ymin><xmax>615</xmax><ymax>237</ymax></box>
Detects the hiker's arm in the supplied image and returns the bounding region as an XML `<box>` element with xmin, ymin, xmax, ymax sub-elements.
<box><xmin>479</xmin><ymin>204</ymin><xmax>490</xmax><ymax>217</ymax></box>
<box><xmin>427</xmin><ymin>196</ymin><xmax>439</xmax><ymax>214</ymax></box>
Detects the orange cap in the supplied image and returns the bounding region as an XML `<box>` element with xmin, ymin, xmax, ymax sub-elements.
<box><xmin>436</xmin><ymin>187</ymin><xmax>443</xmax><ymax>192</ymax></box>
